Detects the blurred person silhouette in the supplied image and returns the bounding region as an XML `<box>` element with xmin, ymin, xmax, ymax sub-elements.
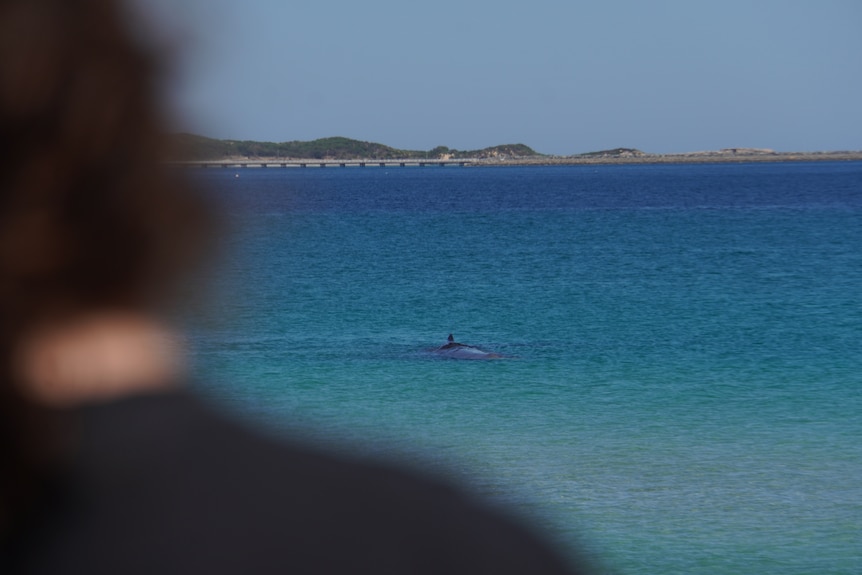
<box><xmin>0</xmin><ymin>0</ymin><xmax>589</xmax><ymax>573</ymax></box>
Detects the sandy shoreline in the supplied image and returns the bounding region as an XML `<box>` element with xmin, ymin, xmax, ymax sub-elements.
<box><xmin>468</xmin><ymin>150</ymin><xmax>862</xmax><ymax>166</ymax></box>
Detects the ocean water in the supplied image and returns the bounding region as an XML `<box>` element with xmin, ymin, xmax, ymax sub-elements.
<box><xmin>186</xmin><ymin>162</ymin><xmax>861</xmax><ymax>574</ymax></box>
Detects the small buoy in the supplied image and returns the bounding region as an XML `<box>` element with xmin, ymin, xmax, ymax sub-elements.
<box><xmin>235</xmin><ymin>173</ymin><xmax>240</xmax><ymax>178</ymax></box>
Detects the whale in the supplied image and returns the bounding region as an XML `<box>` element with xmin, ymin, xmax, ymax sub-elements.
<box><xmin>430</xmin><ymin>335</ymin><xmax>503</xmax><ymax>360</ymax></box>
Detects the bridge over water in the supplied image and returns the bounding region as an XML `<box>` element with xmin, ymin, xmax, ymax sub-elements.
<box><xmin>176</xmin><ymin>159</ymin><xmax>476</xmax><ymax>169</ymax></box>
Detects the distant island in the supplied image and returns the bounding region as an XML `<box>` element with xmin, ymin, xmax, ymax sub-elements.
<box><xmin>168</xmin><ymin>133</ymin><xmax>536</xmax><ymax>162</ymax></box>
<box><xmin>167</xmin><ymin>134</ymin><xmax>862</xmax><ymax>165</ymax></box>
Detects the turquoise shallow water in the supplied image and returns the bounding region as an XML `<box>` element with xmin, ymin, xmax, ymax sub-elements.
<box><xmin>187</xmin><ymin>163</ymin><xmax>861</xmax><ymax>574</ymax></box>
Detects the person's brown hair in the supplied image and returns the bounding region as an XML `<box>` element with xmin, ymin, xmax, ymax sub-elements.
<box><xmin>0</xmin><ymin>0</ymin><xmax>211</xmax><ymax>535</ymax></box>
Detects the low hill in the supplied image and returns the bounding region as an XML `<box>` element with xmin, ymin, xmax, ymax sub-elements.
<box><xmin>168</xmin><ymin>134</ymin><xmax>541</xmax><ymax>161</ymax></box>
<box><xmin>578</xmin><ymin>147</ymin><xmax>646</xmax><ymax>158</ymax></box>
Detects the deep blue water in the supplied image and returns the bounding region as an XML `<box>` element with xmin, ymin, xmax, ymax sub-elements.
<box><xmin>187</xmin><ymin>162</ymin><xmax>862</xmax><ymax>575</ymax></box>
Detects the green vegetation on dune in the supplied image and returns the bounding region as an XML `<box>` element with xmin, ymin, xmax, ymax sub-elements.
<box><xmin>168</xmin><ymin>133</ymin><xmax>542</xmax><ymax>161</ymax></box>
<box><xmin>579</xmin><ymin>147</ymin><xmax>645</xmax><ymax>157</ymax></box>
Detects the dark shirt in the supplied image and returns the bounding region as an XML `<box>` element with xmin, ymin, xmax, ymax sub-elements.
<box><xmin>4</xmin><ymin>391</ymin><xmax>580</xmax><ymax>574</ymax></box>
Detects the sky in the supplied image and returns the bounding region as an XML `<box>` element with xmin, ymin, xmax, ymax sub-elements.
<box><xmin>132</xmin><ymin>0</ymin><xmax>862</xmax><ymax>155</ymax></box>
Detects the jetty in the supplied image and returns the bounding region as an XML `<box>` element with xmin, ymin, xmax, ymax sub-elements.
<box><xmin>175</xmin><ymin>159</ymin><xmax>474</xmax><ymax>169</ymax></box>
<box><xmin>169</xmin><ymin>150</ymin><xmax>862</xmax><ymax>170</ymax></box>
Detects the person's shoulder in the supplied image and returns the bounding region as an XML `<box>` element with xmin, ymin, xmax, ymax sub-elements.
<box><xmin>69</xmin><ymin>390</ymin><xmax>583</xmax><ymax>574</ymax></box>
